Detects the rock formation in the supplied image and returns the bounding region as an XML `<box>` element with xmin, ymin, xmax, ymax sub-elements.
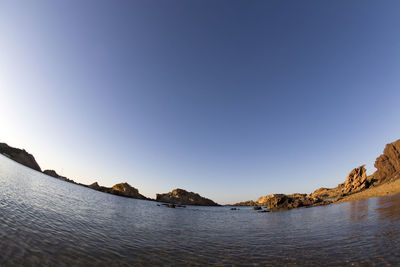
<box><xmin>156</xmin><ymin>189</ymin><xmax>219</xmax><ymax>206</ymax></box>
<box><xmin>374</xmin><ymin>139</ymin><xmax>400</xmax><ymax>182</ymax></box>
<box><xmin>43</xmin><ymin>169</ymin><xmax>77</xmax><ymax>183</ymax></box>
<box><xmin>0</xmin><ymin>143</ymin><xmax>42</xmax><ymax>172</ymax></box>
<box><xmin>341</xmin><ymin>165</ymin><xmax>368</xmax><ymax>194</ymax></box>
<box><xmin>88</xmin><ymin>181</ymin><xmax>148</xmax><ymax>200</ymax></box>
<box><xmin>233</xmin><ymin>200</ymin><xmax>259</xmax><ymax>206</ymax></box>
<box><xmin>257</xmin><ymin>193</ymin><xmax>323</xmax><ymax>210</ymax></box>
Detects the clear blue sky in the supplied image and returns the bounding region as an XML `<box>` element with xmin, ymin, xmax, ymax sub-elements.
<box><xmin>1</xmin><ymin>1</ymin><xmax>400</xmax><ymax>204</ymax></box>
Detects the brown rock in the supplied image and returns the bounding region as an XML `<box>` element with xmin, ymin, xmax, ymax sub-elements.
<box><xmin>111</xmin><ymin>182</ymin><xmax>143</xmax><ymax>198</ymax></box>
<box><xmin>88</xmin><ymin>182</ymin><xmax>101</xmax><ymax>190</ymax></box>
<box><xmin>156</xmin><ymin>188</ymin><xmax>219</xmax><ymax>206</ymax></box>
<box><xmin>342</xmin><ymin>165</ymin><xmax>368</xmax><ymax>194</ymax></box>
<box><xmin>88</xmin><ymin>181</ymin><xmax>148</xmax><ymax>200</ymax></box>
<box><xmin>0</xmin><ymin>143</ymin><xmax>41</xmax><ymax>172</ymax></box>
<box><xmin>232</xmin><ymin>200</ymin><xmax>259</xmax><ymax>206</ymax></box>
<box><xmin>43</xmin><ymin>169</ymin><xmax>77</xmax><ymax>184</ymax></box>
<box><xmin>374</xmin><ymin>139</ymin><xmax>400</xmax><ymax>182</ymax></box>
<box><xmin>257</xmin><ymin>193</ymin><xmax>321</xmax><ymax>210</ymax></box>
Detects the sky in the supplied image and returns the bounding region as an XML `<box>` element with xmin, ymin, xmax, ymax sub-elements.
<box><xmin>1</xmin><ymin>0</ymin><xmax>400</xmax><ymax>204</ymax></box>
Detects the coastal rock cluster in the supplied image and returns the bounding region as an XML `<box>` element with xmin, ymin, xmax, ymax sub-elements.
<box><xmin>156</xmin><ymin>189</ymin><xmax>219</xmax><ymax>206</ymax></box>
<box><xmin>3</xmin><ymin>138</ymin><xmax>400</xmax><ymax>210</ymax></box>
<box><xmin>0</xmin><ymin>143</ymin><xmax>42</xmax><ymax>172</ymax></box>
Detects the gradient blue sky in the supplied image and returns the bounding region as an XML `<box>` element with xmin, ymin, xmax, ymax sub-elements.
<box><xmin>1</xmin><ymin>1</ymin><xmax>400</xmax><ymax>204</ymax></box>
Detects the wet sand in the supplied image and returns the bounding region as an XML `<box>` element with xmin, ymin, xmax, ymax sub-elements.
<box><xmin>336</xmin><ymin>178</ymin><xmax>400</xmax><ymax>203</ymax></box>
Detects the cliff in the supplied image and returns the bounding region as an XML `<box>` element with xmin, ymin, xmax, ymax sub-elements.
<box><xmin>156</xmin><ymin>188</ymin><xmax>219</xmax><ymax>206</ymax></box>
<box><xmin>0</xmin><ymin>143</ymin><xmax>42</xmax><ymax>172</ymax></box>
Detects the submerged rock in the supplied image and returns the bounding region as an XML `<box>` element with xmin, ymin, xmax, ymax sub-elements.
<box><xmin>0</xmin><ymin>143</ymin><xmax>42</xmax><ymax>172</ymax></box>
<box><xmin>156</xmin><ymin>188</ymin><xmax>219</xmax><ymax>206</ymax></box>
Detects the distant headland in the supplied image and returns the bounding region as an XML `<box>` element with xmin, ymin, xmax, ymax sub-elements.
<box><xmin>1</xmin><ymin>139</ymin><xmax>400</xmax><ymax>210</ymax></box>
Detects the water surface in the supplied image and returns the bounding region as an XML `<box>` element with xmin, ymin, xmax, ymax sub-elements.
<box><xmin>1</xmin><ymin>155</ymin><xmax>399</xmax><ymax>266</ymax></box>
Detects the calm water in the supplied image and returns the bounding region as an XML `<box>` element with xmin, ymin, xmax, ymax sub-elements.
<box><xmin>1</xmin><ymin>155</ymin><xmax>400</xmax><ymax>266</ymax></box>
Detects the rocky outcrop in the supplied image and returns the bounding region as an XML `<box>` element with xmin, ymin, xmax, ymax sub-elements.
<box><xmin>88</xmin><ymin>182</ymin><xmax>101</xmax><ymax>190</ymax></box>
<box><xmin>0</xmin><ymin>143</ymin><xmax>41</xmax><ymax>172</ymax></box>
<box><xmin>88</xmin><ymin>181</ymin><xmax>148</xmax><ymax>200</ymax></box>
<box><xmin>43</xmin><ymin>169</ymin><xmax>76</xmax><ymax>183</ymax></box>
<box><xmin>374</xmin><ymin>139</ymin><xmax>400</xmax><ymax>182</ymax></box>
<box><xmin>111</xmin><ymin>182</ymin><xmax>144</xmax><ymax>198</ymax></box>
<box><xmin>232</xmin><ymin>200</ymin><xmax>259</xmax><ymax>206</ymax></box>
<box><xmin>310</xmin><ymin>187</ymin><xmax>340</xmax><ymax>199</ymax></box>
<box><xmin>257</xmin><ymin>193</ymin><xmax>323</xmax><ymax>210</ymax></box>
<box><xmin>341</xmin><ymin>165</ymin><xmax>368</xmax><ymax>194</ymax></box>
<box><xmin>156</xmin><ymin>189</ymin><xmax>219</xmax><ymax>206</ymax></box>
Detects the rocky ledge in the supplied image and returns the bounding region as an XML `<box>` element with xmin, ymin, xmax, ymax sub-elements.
<box><xmin>0</xmin><ymin>143</ymin><xmax>42</xmax><ymax>172</ymax></box>
<box><xmin>88</xmin><ymin>182</ymin><xmax>149</xmax><ymax>200</ymax></box>
<box><xmin>156</xmin><ymin>188</ymin><xmax>219</xmax><ymax>206</ymax></box>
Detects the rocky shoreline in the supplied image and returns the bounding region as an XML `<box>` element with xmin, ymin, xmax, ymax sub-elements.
<box><xmin>232</xmin><ymin>139</ymin><xmax>400</xmax><ymax>210</ymax></box>
<box><xmin>1</xmin><ymin>139</ymin><xmax>400</xmax><ymax>209</ymax></box>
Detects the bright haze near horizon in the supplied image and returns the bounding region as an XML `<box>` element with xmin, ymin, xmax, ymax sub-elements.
<box><xmin>1</xmin><ymin>1</ymin><xmax>400</xmax><ymax>204</ymax></box>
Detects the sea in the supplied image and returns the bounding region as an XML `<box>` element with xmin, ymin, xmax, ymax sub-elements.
<box><xmin>1</xmin><ymin>155</ymin><xmax>399</xmax><ymax>266</ymax></box>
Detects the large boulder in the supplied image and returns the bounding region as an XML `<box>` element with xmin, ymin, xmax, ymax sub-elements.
<box><xmin>0</xmin><ymin>143</ymin><xmax>42</xmax><ymax>172</ymax></box>
<box><xmin>156</xmin><ymin>188</ymin><xmax>219</xmax><ymax>206</ymax></box>
<box><xmin>374</xmin><ymin>139</ymin><xmax>400</xmax><ymax>182</ymax></box>
<box><xmin>341</xmin><ymin>165</ymin><xmax>368</xmax><ymax>194</ymax></box>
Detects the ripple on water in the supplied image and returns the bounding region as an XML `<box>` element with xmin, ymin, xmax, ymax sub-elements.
<box><xmin>1</xmin><ymin>155</ymin><xmax>400</xmax><ymax>266</ymax></box>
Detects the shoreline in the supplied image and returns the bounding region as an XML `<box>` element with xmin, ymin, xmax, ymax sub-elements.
<box><xmin>334</xmin><ymin>178</ymin><xmax>400</xmax><ymax>204</ymax></box>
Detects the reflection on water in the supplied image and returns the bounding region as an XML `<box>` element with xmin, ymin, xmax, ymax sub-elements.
<box><xmin>377</xmin><ymin>193</ymin><xmax>400</xmax><ymax>222</ymax></box>
<box><xmin>347</xmin><ymin>198</ymin><xmax>369</xmax><ymax>222</ymax></box>
<box><xmin>1</xmin><ymin>155</ymin><xmax>400</xmax><ymax>266</ymax></box>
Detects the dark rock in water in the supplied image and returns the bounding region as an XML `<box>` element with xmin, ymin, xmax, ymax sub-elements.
<box><xmin>258</xmin><ymin>210</ymin><xmax>270</xmax><ymax>213</ymax></box>
<box><xmin>253</xmin><ymin>206</ymin><xmax>262</xmax><ymax>210</ymax></box>
<box><xmin>374</xmin><ymin>139</ymin><xmax>400</xmax><ymax>182</ymax></box>
<box><xmin>0</xmin><ymin>143</ymin><xmax>41</xmax><ymax>172</ymax></box>
<box><xmin>156</xmin><ymin>188</ymin><xmax>219</xmax><ymax>206</ymax></box>
<box><xmin>230</xmin><ymin>208</ymin><xmax>239</xmax><ymax>210</ymax></box>
<box><xmin>341</xmin><ymin>165</ymin><xmax>368</xmax><ymax>194</ymax></box>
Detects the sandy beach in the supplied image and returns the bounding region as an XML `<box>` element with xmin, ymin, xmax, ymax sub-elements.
<box><xmin>336</xmin><ymin>178</ymin><xmax>400</xmax><ymax>204</ymax></box>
